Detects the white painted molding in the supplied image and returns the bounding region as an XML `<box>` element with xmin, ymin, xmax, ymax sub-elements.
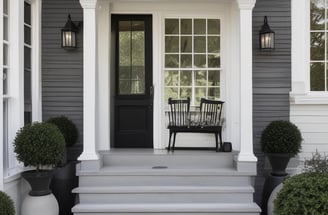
<box><xmin>235</xmin><ymin>0</ymin><xmax>256</xmax><ymax>9</ymax></box>
<box><xmin>290</xmin><ymin>93</ymin><xmax>328</xmax><ymax>104</ymax></box>
<box><xmin>7</xmin><ymin>0</ymin><xmax>25</xmax><ymax>172</ymax></box>
<box><xmin>31</xmin><ymin>0</ymin><xmax>42</xmax><ymax>122</ymax></box>
<box><xmin>96</xmin><ymin>0</ymin><xmax>110</xmax><ymax>151</ymax></box>
<box><xmin>291</xmin><ymin>0</ymin><xmax>310</xmax><ymax>94</ymax></box>
<box><xmin>80</xmin><ymin>0</ymin><xmax>98</xmax><ymax>9</ymax></box>
<box><xmin>0</xmin><ymin>0</ymin><xmax>4</xmax><ymax>191</ymax></box>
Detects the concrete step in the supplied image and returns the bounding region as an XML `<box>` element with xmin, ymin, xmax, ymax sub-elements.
<box><xmin>72</xmin><ymin>203</ymin><xmax>261</xmax><ymax>215</ymax></box>
<box><xmin>77</xmin><ymin>167</ymin><xmax>253</xmax><ymax>187</ymax></box>
<box><xmin>74</xmin><ymin>186</ymin><xmax>255</xmax><ymax>204</ymax></box>
<box><xmin>101</xmin><ymin>150</ymin><xmax>236</xmax><ymax>169</ymax></box>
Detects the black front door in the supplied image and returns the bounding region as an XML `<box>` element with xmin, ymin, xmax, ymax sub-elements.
<box><xmin>112</xmin><ymin>15</ymin><xmax>153</xmax><ymax>148</ymax></box>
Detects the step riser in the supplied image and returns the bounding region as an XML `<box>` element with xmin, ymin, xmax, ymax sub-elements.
<box><xmin>74</xmin><ymin>212</ymin><xmax>259</xmax><ymax>215</ymax></box>
<box><xmin>103</xmin><ymin>154</ymin><xmax>234</xmax><ymax>168</ymax></box>
<box><xmin>79</xmin><ymin>175</ymin><xmax>251</xmax><ymax>187</ymax></box>
<box><xmin>78</xmin><ymin>193</ymin><xmax>253</xmax><ymax>204</ymax></box>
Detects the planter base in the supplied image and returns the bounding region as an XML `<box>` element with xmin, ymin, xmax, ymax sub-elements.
<box><xmin>22</xmin><ymin>193</ymin><xmax>59</xmax><ymax>215</ymax></box>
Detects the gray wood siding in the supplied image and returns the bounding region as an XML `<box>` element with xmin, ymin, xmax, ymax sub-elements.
<box><xmin>252</xmin><ymin>0</ymin><xmax>291</xmax><ymax>206</ymax></box>
<box><xmin>42</xmin><ymin>0</ymin><xmax>83</xmax><ymax>159</ymax></box>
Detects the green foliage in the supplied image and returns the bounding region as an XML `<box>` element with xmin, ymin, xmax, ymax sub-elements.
<box><xmin>304</xmin><ymin>150</ymin><xmax>328</xmax><ymax>173</ymax></box>
<box><xmin>13</xmin><ymin>122</ymin><xmax>65</xmax><ymax>171</ymax></box>
<box><xmin>46</xmin><ymin>115</ymin><xmax>78</xmax><ymax>147</ymax></box>
<box><xmin>0</xmin><ymin>191</ymin><xmax>15</xmax><ymax>215</ymax></box>
<box><xmin>274</xmin><ymin>173</ymin><xmax>328</xmax><ymax>215</ymax></box>
<box><xmin>261</xmin><ymin>120</ymin><xmax>302</xmax><ymax>155</ymax></box>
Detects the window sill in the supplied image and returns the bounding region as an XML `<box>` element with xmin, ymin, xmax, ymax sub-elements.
<box><xmin>290</xmin><ymin>92</ymin><xmax>328</xmax><ymax>104</ymax></box>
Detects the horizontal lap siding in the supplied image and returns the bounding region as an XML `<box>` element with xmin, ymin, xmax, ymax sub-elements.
<box><xmin>252</xmin><ymin>0</ymin><xmax>291</xmax><ymax>206</ymax></box>
<box><xmin>42</xmin><ymin>0</ymin><xmax>83</xmax><ymax>157</ymax></box>
<box><xmin>291</xmin><ymin>104</ymin><xmax>328</xmax><ymax>158</ymax></box>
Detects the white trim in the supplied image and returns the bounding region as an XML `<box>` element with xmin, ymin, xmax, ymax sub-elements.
<box><xmin>7</xmin><ymin>0</ymin><xmax>25</xmax><ymax>174</ymax></box>
<box><xmin>31</xmin><ymin>0</ymin><xmax>42</xmax><ymax>122</ymax></box>
<box><xmin>96</xmin><ymin>0</ymin><xmax>110</xmax><ymax>151</ymax></box>
<box><xmin>0</xmin><ymin>0</ymin><xmax>4</xmax><ymax>190</ymax></box>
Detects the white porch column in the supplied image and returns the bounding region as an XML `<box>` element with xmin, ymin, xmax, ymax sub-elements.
<box><xmin>79</xmin><ymin>0</ymin><xmax>100</xmax><ymax>165</ymax></box>
<box><xmin>236</xmin><ymin>0</ymin><xmax>257</xmax><ymax>172</ymax></box>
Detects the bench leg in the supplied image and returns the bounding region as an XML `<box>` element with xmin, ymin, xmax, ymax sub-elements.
<box><xmin>218</xmin><ymin>130</ymin><xmax>223</xmax><ymax>152</ymax></box>
<box><xmin>172</xmin><ymin>132</ymin><xmax>177</xmax><ymax>152</ymax></box>
<box><xmin>168</xmin><ymin>130</ymin><xmax>173</xmax><ymax>152</ymax></box>
<box><xmin>214</xmin><ymin>133</ymin><xmax>219</xmax><ymax>152</ymax></box>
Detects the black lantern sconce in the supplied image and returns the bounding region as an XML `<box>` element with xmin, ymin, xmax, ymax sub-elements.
<box><xmin>61</xmin><ymin>14</ymin><xmax>82</xmax><ymax>49</ymax></box>
<box><xmin>259</xmin><ymin>16</ymin><xmax>275</xmax><ymax>50</ymax></box>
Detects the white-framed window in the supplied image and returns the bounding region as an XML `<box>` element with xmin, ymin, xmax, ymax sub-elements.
<box><xmin>164</xmin><ymin>18</ymin><xmax>221</xmax><ymax>106</ymax></box>
<box><xmin>310</xmin><ymin>0</ymin><xmax>328</xmax><ymax>91</ymax></box>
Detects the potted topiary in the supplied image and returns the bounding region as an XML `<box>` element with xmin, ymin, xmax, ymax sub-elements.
<box><xmin>13</xmin><ymin>122</ymin><xmax>65</xmax><ymax>215</ymax></box>
<box><xmin>260</xmin><ymin>120</ymin><xmax>302</xmax><ymax>215</ymax></box>
<box><xmin>261</xmin><ymin>120</ymin><xmax>302</xmax><ymax>176</ymax></box>
<box><xmin>46</xmin><ymin>115</ymin><xmax>79</xmax><ymax>215</ymax></box>
<box><xmin>0</xmin><ymin>191</ymin><xmax>15</xmax><ymax>215</ymax></box>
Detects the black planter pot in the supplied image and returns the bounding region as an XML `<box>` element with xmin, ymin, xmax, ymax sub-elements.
<box><xmin>50</xmin><ymin>161</ymin><xmax>79</xmax><ymax>215</ymax></box>
<box><xmin>267</xmin><ymin>153</ymin><xmax>293</xmax><ymax>176</ymax></box>
<box><xmin>22</xmin><ymin>170</ymin><xmax>54</xmax><ymax>196</ymax></box>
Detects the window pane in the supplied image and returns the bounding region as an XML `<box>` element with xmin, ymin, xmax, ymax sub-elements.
<box><xmin>181</xmin><ymin>36</ymin><xmax>192</xmax><ymax>53</ymax></box>
<box><xmin>3</xmin><ymin>0</ymin><xmax>8</xmax><ymax>15</ymax></box>
<box><xmin>165</xmin><ymin>70</ymin><xmax>179</xmax><ymax>86</ymax></box>
<box><xmin>4</xmin><ymin>17</ymin><xmax>8</xmax><ymax>41</ymax></box>
<box><xmin>165</xmin><ymin>19</ymin><xmax>179</xmax><ymax>34</ymax></box>
<box><xmin>24</xmin><ymin>47</ymin><xmax>31</xmax><ymax>69</ymax></box>
<box><xmin>208</xmin><ymin>54</ymin><xmax>220</xmax><ymax>68</ymax></box>
<box><xmin>24</xmin><ymin>2</ymin><xmax>31</xmax><ymax>26</ymax></box>
<box><xmin>165</xmin><ymin>87</ymin><xmax>178</xmax><ymax>101</ymax></box>
<box><xmin>195</xmin><ymin>88</ymin><xmax>206</xmax><ymax>106</ymax></box>
<box><xmin>208</xmin><ymin>36</ymin><xmax>220</xmax><ymax>53</ymax></box>
<box><xmin>208</xmin><ymin>70</ymin><xmax>220</xmax><ymax>86</ymax></box>
<box><xmin>165</xmin><ymin>36</ymin><xmax>179</xmax><ymax>53</ymax></box>
<box><xmin>194</xmin><ymin>36</ymin><xmax>206</xmax><ymax>53</ymax></box>
<box><xmin>181</xmin><ymin>54</ymin><xmax>192</xmax><ymax>68</ymax></box>
<box><xmin>3</xmin><ymin>44</ymin><xmax>8</xmax><ymax>66</ymax></box>
<box><xmin>180</xmin><ymin>70</ymin><xmax>192</xmax><ymax>86</ymax></box>
<box><xmin>24</xmin><ymin>26</ymin><xmax>31</xmax><ymax>45</ymax></box>
<box><xmin>310</xmin><ymin>62</ymin><xmax>325</xmax><ymax>91</ymax></box>
<box><xmin>311</xmin><ymin>32</ymin><xmax>325</xmax><ymax>60</ymax></box>
<box><xmin>310</xmin><ymin>0</ymin><xmax>325</xmax><ymax>30</ymax></box>
<box><xmin>208</xmin><ymin>19</ymin><xmax>220</xmax><ymax>34</ymax></box>
<box><xmin>180</xmin><ymin>87</ymin><xmax>192</xmax><ymax>99</ymax></box>
<box><xmin>194</xmin><ymin>54</ymin><xmax>206</xmax><ymax>68</ymax></box>
<box><xmin>165</xmin><ymin>54</ymin><xmax>179</xmax><ymax>68</ymax></box>
<box><xmin>3</xmin><ymin>69</ymin><xmax>7</xmax><ymax>95</ymax></box>
<box><xmin>194</xmin><ymin>19</ymin><xmax>206</xmax><ymax>34</ymax></box>
<box><xmin>181</xmin><ymin>19</ymin><xmax>192</xmax><ymax>34</ymax></box>
<box><xmin>208</xmin><ymin>87</ymin><xmax>220</xmax><ymax>100</ymax></box>
<box><xmin>195</xmin><ymin>71</ymin><xmax>207</xmax><ymax>86</ymax></box>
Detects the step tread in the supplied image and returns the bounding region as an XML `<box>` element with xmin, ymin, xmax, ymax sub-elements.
<box><xmin>73</xmin><ymin>185</ymin><xmax>255</xmax><ymax>194</ymax></box>
<box><xmin>72</xmin><ymin>203</ymin><xmax>261</xmax><ymax>213</ymax></box>
<box><xmin>77</xmin><ymin>167</ymin><xmax>255</xmax><ymax>176</ymax></box>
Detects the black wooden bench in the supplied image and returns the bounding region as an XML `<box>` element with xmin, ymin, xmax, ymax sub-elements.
<box><xmin>167</xmin><ymin>97</ymin><xmax>224</xmax><ymax>152</ymax></box>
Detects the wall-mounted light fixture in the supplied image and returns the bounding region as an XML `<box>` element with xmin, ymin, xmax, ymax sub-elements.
<box><xmin>61</xmin><ymin>14</ymin><xmax>81</xmax><ymax>49</ymax></box>
<box><xmin>259</xmin><ymin>16</ymin><xmax>275</xmax><ymax>50</ymax></box>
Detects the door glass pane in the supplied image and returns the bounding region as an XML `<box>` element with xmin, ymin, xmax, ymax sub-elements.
<box><xmin>118</xmin><ymin>21</ymin><xmax>145</xmax><ymax>95</ymax></box>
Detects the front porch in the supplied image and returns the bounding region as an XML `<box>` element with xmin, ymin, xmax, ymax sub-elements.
<box><xmin>72</xmin><ymin>149</ymin><xmax>260</xmax><ymax>215</ymax></box>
